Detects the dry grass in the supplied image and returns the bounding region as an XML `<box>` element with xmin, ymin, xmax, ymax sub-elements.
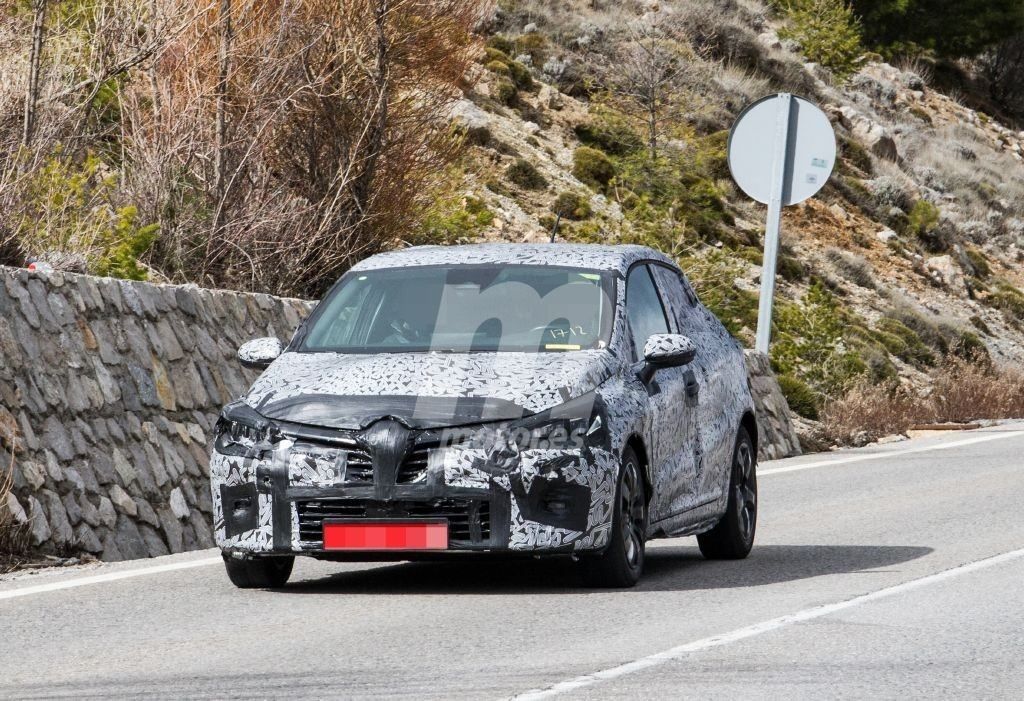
<box><xmin>819</xmin><ymin>356</ymin><xmax>1024</xmax><ymax>446</ymax></box>
<box><xmin>0</xmin><ymin>448</ymin><xmax>30</xmax><ymax>574</ymax></box>
<box><xmin>902</xmin><ymin>123</ymin><xmax>1024</xmax><ymax>224</ymax></box>
<box><xmin>826</xmin><ymin>248</ymin><xmax>877</xmax><ymax>289</ymax></box>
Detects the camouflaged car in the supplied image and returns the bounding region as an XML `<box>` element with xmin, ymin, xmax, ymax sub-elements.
<box><xmin>212</xmin><ymin>244</ymin><xmax>758</xmax><ymax>588</ymax></box>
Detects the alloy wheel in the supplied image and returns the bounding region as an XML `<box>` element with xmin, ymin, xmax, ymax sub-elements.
<box><xmin>733</xmin><ymin>441</ymin><xmax>757</xmax><ymax>543</ymax></box>
<box><xmin>620</xmin><ymin>459</ymin><xmax>646</xmax><ymax>569</ymax></box>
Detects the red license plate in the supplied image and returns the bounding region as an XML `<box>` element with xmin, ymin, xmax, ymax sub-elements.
<box><xmin>323</xmin><ymin>521</ymin><xmax>448</xmax><ymax>551</ymax></box>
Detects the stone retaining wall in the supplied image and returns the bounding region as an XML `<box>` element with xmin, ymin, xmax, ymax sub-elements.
<box><xmin>745</xmin><ymin>350</ymin><xmax>803</xmax><ymax>461</ymax></box>
<box><xmin>0</xmin><ymin>266</ymin><xmax>800</xmax><ymax>561</ymax></box>
<box><xmin>0</xmin><ymin>266</ymin><xmax>313</xmax><ymax>561</ymax></box>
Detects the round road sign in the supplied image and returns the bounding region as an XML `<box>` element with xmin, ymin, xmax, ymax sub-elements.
<box><xmin>728</xmin><ymin>94</ymin><xmax>836</xmax><ymax>207</ymax></box>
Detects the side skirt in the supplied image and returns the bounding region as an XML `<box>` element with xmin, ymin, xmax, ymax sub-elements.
<box><xmin>647</xmin><ymin>496</ymin><xmax>727</xmax><ymax>539</ymax></box>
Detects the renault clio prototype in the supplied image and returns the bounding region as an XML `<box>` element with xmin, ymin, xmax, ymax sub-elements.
<box><xmin>211</xmin><ymin>244</ymin><xmax>758</xmax><ymax>588</ymax></box>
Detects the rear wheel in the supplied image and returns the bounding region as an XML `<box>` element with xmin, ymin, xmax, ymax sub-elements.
<box><xmin>580</xmin><ymin>447</ymin><xmax>647</xmax><ymax>588</ymax></box>
<box><xmin>697</xmin><ymin>427</ymin><xmax>757</xmax><ymax>560</ymax></box>
<box><xmin>222</xmin><ymin>553</ymin><xmax>294</xmax><ymax>588</ymax></box>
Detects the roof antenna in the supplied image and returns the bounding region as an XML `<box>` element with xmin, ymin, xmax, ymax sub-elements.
<box><xmin>549</xmin><ymin>213</ymin><xmax>561</xmax><ymax>243</ymax></box>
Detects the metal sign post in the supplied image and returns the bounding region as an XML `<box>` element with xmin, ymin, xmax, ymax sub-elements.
<box><xmin>755</xmin><ymin>94</ymin><xmax>794</xmax><ymax>354</ymax></box>
<box><xmin>728</xmin><ymin>94</ymin><xmax>836</xmax><ymax>354</ymax></box>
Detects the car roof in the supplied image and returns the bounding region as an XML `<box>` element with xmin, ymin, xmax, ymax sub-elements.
<box><xmin>350</xmin><ymin>243</ymin><xmax>676</xmax><ymax>276</ymax></box>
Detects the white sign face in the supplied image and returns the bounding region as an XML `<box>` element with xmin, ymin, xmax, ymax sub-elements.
<box><xmin>727</xmin><ymin>94</ymin><xmax>836</xmax><ymax>206</ymax></box>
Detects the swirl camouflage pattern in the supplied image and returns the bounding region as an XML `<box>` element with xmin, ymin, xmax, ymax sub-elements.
<box><xmin>210</xmin><ymin>243</ymin><xmax>758</xmax><ymax>588</ymax></box>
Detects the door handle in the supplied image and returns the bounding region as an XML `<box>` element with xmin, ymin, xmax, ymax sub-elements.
<box><xmin>684</xmin><ymin>371</ymin><xmax>699</xmax><ymax>399</ymax></box>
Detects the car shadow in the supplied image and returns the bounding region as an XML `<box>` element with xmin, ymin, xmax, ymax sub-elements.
<box><xmin>276</xmin><ymin>543</ymin><xmax>933</xmax><ymax>595</ymax></box>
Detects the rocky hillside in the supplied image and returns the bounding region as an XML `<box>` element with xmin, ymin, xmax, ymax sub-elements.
<box><xmin>431</xmin><ymin>0</ymin><xmax>1024</xmax><ymax>430</ymax></box>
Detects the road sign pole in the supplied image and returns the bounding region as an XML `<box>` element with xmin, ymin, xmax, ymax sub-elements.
<box><xmin>754</xmin><ymin>93</ymin><xmax>794</xmax><ymax>355</ymax></box>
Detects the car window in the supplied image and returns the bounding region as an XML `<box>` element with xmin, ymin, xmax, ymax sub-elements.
<box><xmin>625</xmin><ymin>264</ymin><xmax>670</xmax><ymax>359</ymax></box>
<box><xmin>301</xmin><ymin>265</ymin><xmax>615</xmax><ymax>353</ymax></box>
<box><xmin>650</xmin><ymin>264</ymin><xmax>701</xmax><ymax>335</ymax></box>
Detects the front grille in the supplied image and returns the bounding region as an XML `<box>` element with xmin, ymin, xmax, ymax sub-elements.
<box><xmin>287</xmin><ymin>436</ymin><xmax>373</xmax><ymax>484</ymax></box>
<box><xmin>397</xmin><ymin>442</ymin><xmax>435</xmax><ymax>484</ymax></box>
<box><xmin>296</xmin><ymin>498</ymin><xmax>492</xmax><ymax>546</ymax></box>
<box><xmin>343</xmin><ymin>447</ymin><xmax>374</xmax><ymax>483</ymax></box>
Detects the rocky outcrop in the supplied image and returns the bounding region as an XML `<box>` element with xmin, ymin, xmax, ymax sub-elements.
<box><xmin>0</xmin><ymin>266</ymin><xmax>313</xmax><ymax>560</ymax></box>
<box><xmin>836</xmin><ymin>105</ymin><xmax>899</xmax><ymax>161</ymax></box>
<box><xmin>744</xmin><ymin>351</ymin><xmax>802</xmax><ymax>461</ymax></box>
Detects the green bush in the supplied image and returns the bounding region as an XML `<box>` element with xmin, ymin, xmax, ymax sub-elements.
<box><xmin>20</xmin><ymin>149</ymin><xmax>159</xmax><ymax>280</ymax></box>
<box><xmin>485</xmin><ymin>35</ymin><xmax>514</xmax><ymax>56</ymax></box>
<box><xmin>484</xmin><ymin>178</ymin><xmax>510</xmax><ymax>196</ymax></box>
<box><xmin>485</xmin><ymin>60</ymin><xmax>511</xmax><ymax>77</ymax></box>
<box><xmin>506</xmin><ymin>60</ymin><xmax>534</xmax><ymax>90</ymax></box>
<box><xmin>778</xmin><ymin>373</ymin><xmax>822</xmax><ymax>420</ymax></box>
<box><xmin>777</xmin><ymin>254</ymin><xmax>807</xmax><ymax>282</ymax></box>
<box><xmin>514</xmin><ymin>32</ymin><xmax>549</xmax><ymax>66</ymax></box>
<box><xmin>552</xmin><ymin>191</ymin><xmax>592</xmax><ymax>221</ymax></box>
<box><xmin>988</xmin><ymin>281</ymin><xmax>1024</xmax><ymax>321</ymax></box>
<box><xmin>859</xmin><ymin>342</ymin><xmax>899</xmax><ymax>383</ymax></box>
<box><xmin>572</xmin><ymin>147</ymin><xmax>615</xmax><ymax>190</ymax></box>
<box><xmin>463</xmin><ymin>125</ymin><xmax>491</xmax><ymax>147</ymax></box>
<box><xmin>612</xmin><ymin>153</ymin><xmax>733</xmax><ymax>242</ymax></box>
<box><xmin>93</xmin><ymin>206</ymin><xmax>159</xmax><ymax>281</ymax></box>
<box><xmin>493</xmin><ymin>78</ymin><xmax>517</xmax><ymax>105</ymax></box>
<box><xmin>679</xmin><ymin>177</ymin><xmax>733</xmax><ymax>241</ymax></box>
<box><xmin>778</xmin><ymin>0</ymin><xmax>864</xmax><ymax>81</ymax></box>
<box><xmin>506</xmin><ymin>159</ymin><xmax>548</xmax><ymax>190</ymax></box>
<box><xmin>412</xmin><ymin>194</ymin><xmax>493</xmax><ymax>245</ymax></box>
<box><xmin>841</xmin><ymin>137</ymin><xmax>874</xmax><ymax>175</ymax></box>
<box><xmin>771</xmin><ymin>280</ymin><xmax>868</xmax><ymax>397</ymax></box>
<box><xmin>905</xmin><ymin>200</ymin><xmax>945</xmax><ymax>251</ymax></box>
<box><xmin>680</xmin><ymin>250</ymin><xmax>760</xmax><ymax>339</ymax></box>
<box><xmin>850</xmin><ymin>0</ymin><xmax>1024</xmax><ymax>59</ymax></box>
<box><xmin>574</xmin><ymin>108</ymin><xmax>644</xmax><ymax>157</ymax></box>
<box><xmin>693</xmin><ymin>131</ymin><xmax>731</xmax><ymax>180</ymax></box>
<box><xmin>875</xmin><ymin>316</ymin><xmax>936</xmax><ymax>366</ymax></box>
<box><xmin>965</xmin><ymin>248</ymin><xmax>991</xmax><ymax>279</ymax></box>
<box><xmin>482</xmin><ymin>45</ymin><xmax>533</xmax><ymax>90</ymax></box>
<box><xmin>970</xmin><ymin>314</ymin><xmax>992</xmax><ymax>336</ymax></box>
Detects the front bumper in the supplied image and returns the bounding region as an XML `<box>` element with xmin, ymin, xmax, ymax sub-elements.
<box><xmin>210</xmin><ymin>428</ymin><xmax>619</xmax><ymax>555</ymax></box>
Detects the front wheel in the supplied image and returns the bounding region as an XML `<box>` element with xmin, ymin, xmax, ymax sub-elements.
<box><xmin>697</xmin><ymin>427</ymin><xmax>757</xmax><ymax>560</ymax></box>
<box><xmin>580</xmin><ymin>446</ymin><xmax>647</xmax><ymax>588</ymax></box>
<box><xmin>222</xmin><ymin>553</ymin><xmax>294</xmax><ymax>588</ymax></box>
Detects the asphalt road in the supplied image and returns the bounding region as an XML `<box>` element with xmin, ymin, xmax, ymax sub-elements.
<box><xmin>3</xmin><ymin>423</ymin><xmax>1024</xmax><ymax>700</ymax></box>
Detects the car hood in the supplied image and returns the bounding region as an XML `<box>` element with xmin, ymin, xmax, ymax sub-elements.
<box><xmin>244</xmin><ymin>350</ymin><xmax>617</xmax><ymax>430</ymax></box>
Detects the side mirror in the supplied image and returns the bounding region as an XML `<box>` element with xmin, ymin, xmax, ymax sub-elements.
<box><xmin>643</xmin><ymin>334</ymin><xmax>697</xmax><ymax>369</ymax></box>
<box><xmin>238</xmin><ymin>337</ymin><xmax>283</xmax><ymax>369</ymax></box>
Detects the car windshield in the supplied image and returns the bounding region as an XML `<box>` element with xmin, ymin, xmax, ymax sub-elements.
<box><xmin>300</xmin><ymin>265</ymin><xmax>616</xmax><ymax>354</ymax></box>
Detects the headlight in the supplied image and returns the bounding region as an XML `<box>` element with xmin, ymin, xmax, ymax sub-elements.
<box><xmin>513</xmin><ymin>390</ymin><xmax>607</xmax><ymax>450</ymax></box>
<box><xmin>213</xmin><ymin>402</ymin><xmax>280</xmax><ymax>458</ymax></box>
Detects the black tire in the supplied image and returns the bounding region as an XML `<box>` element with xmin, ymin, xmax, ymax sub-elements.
<box><xmin>697</xmin><ymin>427</ymin><xmax>757</xmax><ymax>560</ymax></box>
<box><xmin>222</xmin><ymin>553</ymin><xmax>294</xmax><ymax>588</ymax></box>
<box><xmin>580</xmin><ymin>446</ymin><xmax>647</xmax><ymax>588</ymax></box>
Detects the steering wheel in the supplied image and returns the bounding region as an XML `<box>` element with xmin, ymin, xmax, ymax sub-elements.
<box><xmin>387</xmin><ymin>319</ymin><xmax>421</xmax><ymax>344</ymax></box>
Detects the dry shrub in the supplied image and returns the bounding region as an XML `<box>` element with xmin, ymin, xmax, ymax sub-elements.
<box><xmin>818</xmin><ymin>380</ymin><xmax>929</xmax><ymax>445</ymax></box>
<box><xmin>929</xmin><ymin>356</ymin><xmax>1024</xmax><ymax>423</ymax></box>
<box><xmin>820</xmin><ymin>355</ymin><xmax>1024</xmax><ymax>446</ymax></box>
<box><xmin>1</xmin><ymin>0</ymin><xmax>489</xmax><ymax>298</ymax></box>
<box><xmin>0</xmin><ymin>449</ymin><xmax>30</xmax><ymax>573</ymax></box>
<box><xmin>133</xmin><ymin>0</ymin><xmax>489</xmax><ymax>298</ymax></box>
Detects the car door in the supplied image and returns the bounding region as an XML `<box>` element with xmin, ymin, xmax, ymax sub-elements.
<box><xmin>624</xmin><ymin>263</ymin><xmax>699</xmax><ymax>523</ymax></box>
<box><xmin>650</xmin><ymin>264</ymin><xmax>734</xmax><ymax>504</ymax></box>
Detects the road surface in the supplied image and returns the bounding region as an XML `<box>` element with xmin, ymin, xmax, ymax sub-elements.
<box><xmin>3</xmin><ymin>423</ymin><xmax>1024</xmax><ymax>699</ymax></box>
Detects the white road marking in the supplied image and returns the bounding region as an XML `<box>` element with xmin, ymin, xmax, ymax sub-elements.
<box><xmin>759</xmin><ymin>430</ymin><xmax>1024</xmax><ymax>476</ymax></box>
<box><xmin>0</xmin><ymin>556</ymin><xmax>222</xmax><ymax>601</ymax></box>
<box><xmin>512</xmin><ymin>545</ymin><xmax>1024</xmax><ymax>700</ymax></box>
